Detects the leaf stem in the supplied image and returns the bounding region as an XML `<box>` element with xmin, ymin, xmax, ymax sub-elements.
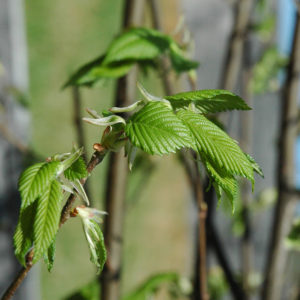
<box><xmin>0</xmin><ymin>146</ymin><xmax>108</xmax><ymax>300</ymax></box>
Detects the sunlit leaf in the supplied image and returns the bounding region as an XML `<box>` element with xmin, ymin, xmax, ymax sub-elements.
<box><xmin>165</xmin><ymin>90</ymin><xmax>250</xmax><ymax>113</ymax></box>
<box><xmin>125</xmin><ymin>102</ymin><xmax>195</xmax><ymax>155</ymax></box>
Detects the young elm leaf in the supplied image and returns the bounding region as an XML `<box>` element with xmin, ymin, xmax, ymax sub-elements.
<box><xmin>44</xmin><ymin>238</ymin><xmax>56</xmax><ymax>272</ymax></box>
<box><xmin>18</xmin><ymin>161</ymin><xmax>61</xmax><ymax>210</ymax></box>
<box><xmin>125</xmin><ymin>102</ymin><xmax>195</xmax><ymax>155</ymax></box>
<box><xmin>33</xmin><ymin>179</ymin><xmax>63</xmax><ymax>263</ymax></box>
<box><xmin>177</xmin><ymin>110</ymin><xmax>255</xmax><ymax>184</ymax></box>
<box><xmin>64</xmin><ymin>157</ymin><xmax>88</xmax><ymax>181</ymax></box>
<box><xmin>165</xmin><ymin>90</ymin><xmax>251</xmax><ymax>113</ymax></box>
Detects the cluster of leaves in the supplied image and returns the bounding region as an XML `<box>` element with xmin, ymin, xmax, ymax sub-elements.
<box><xmin>85</xmin><ymin>86</ymin><xmax>263</xmax><ymax>211</ymax></box>
<box><xmin>285</xmin><ymin>218</ymin><xmax>300</xmax><ymax>252</ymax></box>
<box><xmin>249</xmin><ymin>48</ymin><xmax>288</xmax><ymax>95</ymax></box>
<box><xmin>65</xmin><ymin>272</ymin><xmax>191</xmax><ymax>300</ymax></box>
<box><xmin>13</xmin><ymin>147</ymin><xmax>107</xmax><ymax>273</ymax></box>
<box><xmin>63</xmin><ymin>27</ymin><xmax>198</xmax><ymax>88</ymax></box>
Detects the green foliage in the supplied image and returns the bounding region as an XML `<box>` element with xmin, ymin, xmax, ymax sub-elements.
<box><xmin>64</xmin><ymin>157</ymin><xmax>88</xmax><ymax>181</ymax></box>
<box><xmin>177</xmin><ymin>110</ymin><xmax>254</xmax><ymax>180</ymax></box>
<box><xmin>249</xmin><ymin>47</ymin><xmax>288</xmax><ymax>95</ymax></box>
<box><xmin>44</xmin><ymin>238</ymin><xmax>56</xmax><ymax>272</ymax></box>
<box><xmin>176</xmin><ymin>109</ymin><xmax>257</xmax><ymax>209</ymax></box>
<box><xmin>207</xmin><ymin>267</ymin><xmax>228</xmax><ymax>300</ymax></box>
<box><xmin>204</xmin><ymin>160</ymin><xmax>238</xmax><ymax>211</ymax></box>
<box><xmin>33</xmin><ymin>180</ymin><xmax>63</xmax><ymax>263</ymax></box>
<box><xmin>165</xmin><ymin>89</ymin><xmax>250</xmax><ymax>113</ymax></box>
<box><xmin>65</xmin><ymin>272</ymin><xmax>190</xmax><ymax>300</ymax></box>
<box><xmin>85</xmin><ymin>87</ymin><xmax>262</xmax><ymax>211</ymax></box>
<box><xmin>13</xmin><ymin>149</ymin><xmax>93</xmax><ymax>268</ymax></box>
<box><xmin>64</xmin><ymin>280</ymin><xmax>100</xmax><ymax>300</ymax></box>
<box><xmin>285</xmin><ymin>218</ymin><xmax>300</xmax><ymax>251</ymax></box>
<box><xmin>125</xmin><ymin>102</ymin><xmax>194</xmax><ymax>155</ymax></box>
<box><xmin>123</xmin><ymin>272</ymin><xmax>190</xmax><ymax>300</ymax></box>
<box><xmin>14</xmin><ymin>201</ymin><xmax>38</xmax><ymax>265</ymax></box>
<box><xmin>18</xmin><ymin>161</ymin><xmax>61</xmax><ymax>209</ymax></box>
<box><xmin>63</xmin><ymin>27</ymin><xmax>198</xmax><ymax>88</ymax></box>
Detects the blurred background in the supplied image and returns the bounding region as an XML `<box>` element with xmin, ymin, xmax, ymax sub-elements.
<box><xmin>0</xmin><ymin>0</ymin><xmax>300</xmax><ymax>299</ymax></box>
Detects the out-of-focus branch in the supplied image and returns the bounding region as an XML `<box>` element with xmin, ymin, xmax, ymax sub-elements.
<box><xmin>262</xmin><ymin>9</ymin><xmax>300</xmax><ymax>300</ymax></box>
<box><xmin>239</xmin><ymin>38</ymin><xmax>253</xmax><ymax>300</ymax></box>
<box><xmin>220</xmin><ymin>0</ymin><xmax>255</xmax><ymax>91</ymax></box>
<box><xmin>100</xmin><ymin>1</ymin><xmax>145</xmax><ymax>300</ymax></box>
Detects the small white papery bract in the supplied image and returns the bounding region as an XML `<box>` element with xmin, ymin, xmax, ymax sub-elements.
<box><xmin>76</xmin><ymin>206</ymin><xmax>107</xmax><ymax>224</ymax></box>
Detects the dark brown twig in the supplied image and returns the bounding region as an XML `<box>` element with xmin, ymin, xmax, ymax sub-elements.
<box><xmin>1</xmin><ymin>146</ymin><xmax>108</xmax><ymax>300</ymax></box>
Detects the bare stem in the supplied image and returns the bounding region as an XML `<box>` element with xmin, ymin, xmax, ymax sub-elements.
<box><xmin>0</xmin><ymin>146</ymin><xmax>108</xmax><ymax>300</ymax></box>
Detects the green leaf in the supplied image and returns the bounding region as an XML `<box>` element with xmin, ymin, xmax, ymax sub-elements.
<box><xmin>18</xmin><ymin>161</ymin><xmax>61</xmax><ymax>210</ymax></box>
<box><xmin>64</xmin><ymin>280</ymin><xmax>100</xmax><ymax>300</ymax></box>
<box><xmin>62</xmin><ymin>55</ymin><xmax>104</xmax><ymax>88</ymax></box>
<box><xmin>169</xmin><ymin>42</ymin><xmax>199</xmax><ymax>72</ymax></box>
<box><xmin>285</xmin><ymin>218</ymin><xmax>300</xmax><ymax>252</ymax></box>
<box><xmin>177</xmin><ymin>110</ymin><xmax>254</xmax><ymax>182</ymax></box>
<box><xmin>14</xmin><ymin>201</ymin><xmax>37</xmax><ymax>266</ymax></box>
<box><xmin>122</xmin><ymin>273</ymin><xmax>180</xmax><ymax>300</ymax></box>
<box><xmin>63</xmin><ymin>27</ymin><xmax>199</xmax><ymax>88</ymax></box>
<box><xmin>81</xmin><ymin>219</ymin><xmax>107</xmax><ymax>274</ymax></box>
<box><xmin>44</xmin><ymin>238</ymin><xmax>56</xmax><ymax>272</ymax></box>
<box><xmin>125</xmin><ymin>102</ymin><xmax>194</xmax><ymax>155</ymax></box>
<box><xmin>249</xmin><ymin>47</ymin><xmax>288</xmax><ymax>95</ymax></box>
<box><xmin>64</xmin><ymin>157</ymin><xmax>88</xmax><ymax>181</ymax></box>
<box><xmin>72</xmin><ymin>61</ymin><xmax>134</xmax><ymax>87</ymax></box>
<box><xmin>165</xmin><ymin>90</ymin><xmax>251</xmax><ymax>113</ymax></box>
<box><xmin>33</xmin><ymin>179</ymin><xmax>63</xmax><ymax>263</ymax></box>
<box><xmin>204</xmin><ymin>159</ymin><xmax>238</xmax><ymax>212</ymax></box>
<box><xmin>244</xmin><ymin>153</ymin><xmax>264</xmax><ymax>177</ymax></box>
<box><xmin>103</xmin><ymin>27</ymin><xmax>171</xmax><ymax>65</ymax></box>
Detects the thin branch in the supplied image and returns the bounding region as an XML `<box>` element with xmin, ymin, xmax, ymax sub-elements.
<box><xmin>0</xmin><ymin>145</ymin><xmax>108</xmax><ymax>300</ymax></box>
<box><xmin>219</xmin><ymin>0</ymin><xmax>255</xmax><ymax>91</ymax></box>
<box><xmin>148</xmin><ymin>0</ymin><xmax>174</xmax><ymax>95</ymax></box>
<box><xmin>262</xmin><ymin>9</ymin><xmax>300</xmax><ymax>300</ymax></box>
<box><xmin>239</xmin><ymin>37</ymin><xmax>254</xmax><ymax>299</ymax></box>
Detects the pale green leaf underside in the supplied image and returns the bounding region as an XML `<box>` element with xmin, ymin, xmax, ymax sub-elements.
<box><xmin>177</xmin><ymin>110</ymin><xmax>254</xmax><ymax>182</ymax></box>
<box><xmin>33</xmin><ymin>180</ymin><xmax>62</xmax><ymax>263</ymax></box>
<box><xmin>82</xmin><ymin>219</ymin><xmax>107</xmax><ymax>274</ymax></box>
<box><xmin>64</xmin><ymin>157</ymin><xmax>88</xmax><ymax>181</ymax></box>
<box><xmin>165</xmin><ymin>89</ymin><xmax>251</xmax><ymax>113</ymax></box>
<box><xmin>18</xmin><ymin>161</ymin><xmax>61</xmax><ymax>210</ymax></box>
<box><xmin>125</xmin><ymin>102</ymin><xmax>195</xmax><ymax>155</ymax></box>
